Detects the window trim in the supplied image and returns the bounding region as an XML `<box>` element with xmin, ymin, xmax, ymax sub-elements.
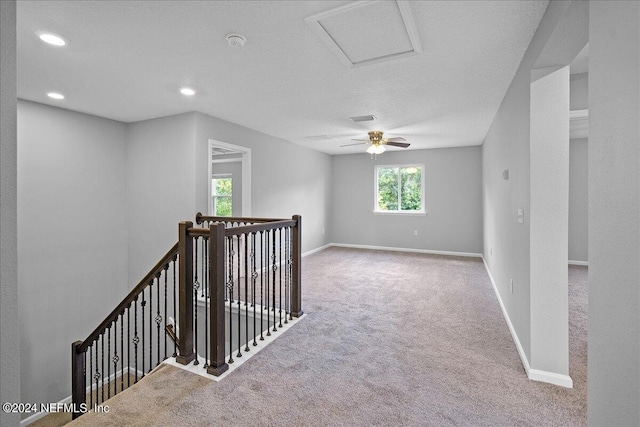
<box><xmin>373</xmin><ymin>163</ymin><xmax>426</xmax><ymax>215</ymax></box>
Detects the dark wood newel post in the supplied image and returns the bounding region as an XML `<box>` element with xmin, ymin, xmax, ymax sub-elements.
<box><xmin>207</xmin><ymin>222</ymin><xmax>229</xmax><ymax>376</ymax></box>
<box><xmin>176</xmin><ymin>221</ymin><xmax>195</xmax><ymax>364</ymax></box>
<box><xmin>291</xmin><ymin>215</ymin><xmax>303</xmax><ymax>317</ymax></box>
<box><xmin>71</xmin><ymin>340</ymin><xmax>85</xmax><ymax>419</ymax></box>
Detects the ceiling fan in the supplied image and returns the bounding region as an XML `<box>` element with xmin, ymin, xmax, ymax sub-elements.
<box><xmin>341</xmin><ymin>130</ymin><xmax>410</xmax><ymax>157</ymax></box>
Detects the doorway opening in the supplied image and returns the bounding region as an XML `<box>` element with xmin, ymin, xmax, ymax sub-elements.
<box><xmin>208</xmin><ymin>140</ymin><xmax>251</xmax><ymax>217</ymax></box>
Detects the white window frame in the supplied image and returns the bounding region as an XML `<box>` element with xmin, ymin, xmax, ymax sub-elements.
<box><xmin>373</xmin><ymin>163</ymin><xmax>426</xmax><ymax>215</ymax></box>
<box><xmin>211</xmin><ymin>174</ymin><xmax>233</xmax><ymax>217</ymax></box>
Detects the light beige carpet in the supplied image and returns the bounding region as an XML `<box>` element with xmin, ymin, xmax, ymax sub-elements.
<box><xmin>69</xmin><ymin>248</ymin><xmax>587</xmax><ymax>426</ymax></box>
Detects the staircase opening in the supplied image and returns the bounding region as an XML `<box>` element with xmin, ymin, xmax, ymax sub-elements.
<box><xmin>70</xmin><ymin>213</ymin><xmax>303</xmax><ymax>419</ymax></box>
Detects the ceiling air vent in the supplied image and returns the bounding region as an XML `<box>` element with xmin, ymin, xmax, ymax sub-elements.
<box><xmin>350</xmin><ymin>115</ymin><xmax>376</xmax><ymax>122</ymax></box>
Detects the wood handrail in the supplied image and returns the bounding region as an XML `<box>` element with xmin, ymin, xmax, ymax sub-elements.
<box><xmin>224</xmin><ymin>219</ymin><xmax>296</xmax><ymax>236</ymax></box>
<box><xmin>188</xmin><ymin>219</ymin><xmax>297</xmax><ymax>238</ymax></box>
<box><xmin>77</xmin><ymin>242</ymin><xmax>179</xmax><ymax>353</ymax></box>
<box><xmin>196</xmin><ymin>211</ymin><xmax>288</xmax><ymax>225</ymax></box>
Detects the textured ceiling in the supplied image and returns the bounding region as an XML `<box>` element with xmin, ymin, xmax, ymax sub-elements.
<box><xmin>17</xmin><ymin>1</ymin><xmax>548</xmax><ymax>155</ymax></box>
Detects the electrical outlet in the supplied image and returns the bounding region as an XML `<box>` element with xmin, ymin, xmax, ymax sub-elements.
<box><xmin>510</xmin><ymin>278</ymin><xmax>513</xmax><ymax>293</ymax></box>
<box><xmin>413</xmin><ymin>230</ymin><xmax>418</xmax><ymax>236</ymax></box>
<box><xmin>321</xmin><ymin>228</ymin><xmax>325</xmax><ymax>235</ymax></box>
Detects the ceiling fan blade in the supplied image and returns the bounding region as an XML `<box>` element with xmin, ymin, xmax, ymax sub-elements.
<box><xmin>384</xmin><ymin>137</ymin><xmax>407</xmax><ymax>142</ymax></box>
<box><xmin>385</xmin><ymin>141</ymin><xmax>411</xmax><ymax>148</ymax></box>
<box><xmin>340</xmin><ymin>142</ymin><xmax>368</xmax><ymax>147</ymax></box>
<box><xmin>350</xmin><ymin>138</ymin><xmax>370</xmax><ymax>142</ymax></box>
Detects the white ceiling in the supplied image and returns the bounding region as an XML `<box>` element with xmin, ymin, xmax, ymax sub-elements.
<box><xmin>17</xmin><ymin>1</ymin><xmax>548</xmax><ymax>155</ymax></box>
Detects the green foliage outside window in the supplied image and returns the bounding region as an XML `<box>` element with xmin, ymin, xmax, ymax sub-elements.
<box><xmin>377</xmin><ymin>166</ymin><xmax>422</xmax><ymax>212</ymax></box>
<box><xmin>212</xmin><ymin>178</ymin><xmax>232</xmax><ymax>217</ymax></box>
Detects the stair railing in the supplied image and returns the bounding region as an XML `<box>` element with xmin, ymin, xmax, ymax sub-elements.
<box><xmin>72</xmin><ymin>214</ymin><xmax>302</xmax><ymax>418</ymax></box>
<box><xmin>71</xmin><ymin>243</ymin><xmax>179</xmax><ymax>419</ymax></box>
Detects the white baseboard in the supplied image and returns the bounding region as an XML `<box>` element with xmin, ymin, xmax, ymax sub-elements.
<box><xmin>481</xmin><ymin>256</ymin><xmax>573</xmax><ymax>389</ymax></box>
<box><xmin>481</xmin><ymin>256</ymin><xmax>532</xmax><ymax>377</ymax></box>
<box><xmin>568</xmin><ymin>260</ymin><xmax>588</xmax><ymax>266</ymax></box>
<box><xmin>529</xmin><ymin>368</ymin><xmax>574</xmax><ymax>388</ymax></box>
<box><xmin>302</xmin><ymin>243</ymin><xmax>332</xmax><ymax>257</ymax></box>
<box><xmin>330</xmin><ymin>243</ymin><xmax>482</xmax><ymax>258</ymax></box>
<box><xmin>21</xmin><ymin>367</ymin><xmax>144</xmax><ymax>426</ymax></box>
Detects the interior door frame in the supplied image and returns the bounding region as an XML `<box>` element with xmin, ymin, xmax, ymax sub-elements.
<box><xmin>208</xmin><ymin>139</ymin><xmax>251</xmax><ymax>217</ymax></box>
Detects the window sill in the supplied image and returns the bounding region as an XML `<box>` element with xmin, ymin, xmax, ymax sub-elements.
<box><xmin>373</xmin><ymin>210</ymin><xmax>428</xmax><ymax>216</ymax></box>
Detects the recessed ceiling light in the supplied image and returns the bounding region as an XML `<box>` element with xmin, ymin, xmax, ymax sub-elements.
<box><xmin>47</xmin><ymin>92</ymin><xmax>65</xmax><ymax>100</ymax></box>
<box><xmin>38</xmin><ymin>32</ymin><xmax>67</xmax><ymax>46</ymax></box>
<box><xmin>180</xmin><ymin>87</ymin><xmax>196</xmax><ymax>96</ymax></box>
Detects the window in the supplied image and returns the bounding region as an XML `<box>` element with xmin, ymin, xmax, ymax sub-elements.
<box><xmin>375</xmin><ymin>165</ymin><xmax>425</xmax><ymax>214</ymax></box>
<box><xmin>211</xmin><ymin>175</ymin><xmax>233</xmax><ymax>217</ymax></box>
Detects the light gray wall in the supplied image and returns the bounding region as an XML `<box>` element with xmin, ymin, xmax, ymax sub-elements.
<box><xmin>529</xmin><ymin>66</ymin><xmax>570</xmax><ymax>376</ymax></box>
<box><xmin>568</xmin><ymin>68</ymin><xmax>588</xmax><ymax>263</ymax></box>
<box><xmin>17</xmin><ymin>100</ymin><xmax>129</xmax><ymax>409</ymax></box>
<box><xmin>1</xmin><ymin>2</ymin><xmax>20</xmax><ymax>425</ymax></box>
<box><xmin>126</xmin><ymin>113</ymin><xmax>196</xmax><ymax>283</ymax></box>
<box><xmin>570</xmin><ymin>72</ymin><xmax>588</xmax><ymax>110</ymax></box>
<box><xmin>588</xmin><ymin>1</ymin><xmax>640</xmax><ymax>424</ymax></box>
<box><xmin>331</xmin><ymin>146</ymin><xmax>483</xmax><ymax>254</ymax></box>
<box><xmin>569</xmin><ymin>139</ymin><xmax>588</xmax><ymax>262</ymax></box>
<box><xmin>195</xmin><ymin>112</ymin><xmax>332</xmax><ymax>253</ymax></box>
<box><xmin>211</xmin><ymin>160</ymin><xmax>242</xmax><ymax>216</ymax></box>
<box><xmin>482</xmin><ymin>0</ymin><xmax>572</xmax><ymax>364</ymax></box>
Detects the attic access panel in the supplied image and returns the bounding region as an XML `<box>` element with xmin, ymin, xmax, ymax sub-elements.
<box><xmin>305</xmin><ymin>1</ymin><xmax>422</xmax><ymax>68</ymax></box>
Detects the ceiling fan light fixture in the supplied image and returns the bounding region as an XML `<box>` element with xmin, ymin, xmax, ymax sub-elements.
<box><xmin>366</xmin><ymin>144</ymin><xmax>385</xmax><ymax>155</ymax></box>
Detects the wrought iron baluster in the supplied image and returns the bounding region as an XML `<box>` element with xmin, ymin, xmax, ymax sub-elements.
<box><xmin>172</xmin><ymin>256</ymin><xmax>177</xmax><ymax>358</ymax></box>
<box><xmin>127</xmin><ymin>305</ymin><xmax>130</xmax><ymax>388</ymax></box>
<box><xmin>113</xmin><ymin>317</ymin><xmax>120</xmax><ymax>396</ymax></box>
<box><xmin>141</xmin><ymin>294</ymin><xmax>146</xmax><ymax>378</ymax></box>
<box><xmin>119</xmin><ymin>311</ymin><xmax>124</xmax><ymax>392</ymax></box>
<box><xmin>260</xmin><ymin>231</ymin><xmax>264</xmax><ymax>341</ymax></box>
<box><xmin>285</xmin><ymin>226</ymin><xmax>290</xmax><ymax>324</ymax></box>
<box><xmin>244</xmin><ymin>233</ymin><xmax>250</xmax><ymax>353</ymax></box>
<box><xmin>156</xmin><ymin>274</ymin><xmax>161</xmax><ymax>367</ymax></box>
<box><xmin>100</xmin><ymin>332</ymin><xmax>105</xmax><ymax>403</ymax></box>
<box><xmin>252</xmin><ymin>232</ymin><xmax>258</xmax><ymax>346</ymax></box>
<box><xmin>107</xmin><ymin>325</ymin><xmax>111</xmax><ymax>399</ymax></box>
<box><xmin>266</xmin><ymin>230</ymin><xmax>271</xmax><ymax>337</ymax></box>
<box><xmin>193</xmin><ymin>236</ymin><xmax>200</xmax><ymax>366</ymax></box>
<box><xmin>202</xmin><ymin>237</ymin><xmax>206</xmax><ymax>298</ymax></box>
<box><xmin>148</xmin><ymin>281</ymin><xmax>153</xmax><ymax>373</ymax></box>
<box><xmin>204</xmin><ymin>236</ymin><xmax>209</xmax><ymax>369</ymax></box>
<box><xmin>90</xmin><ymin>343</ymin><xmax>94</xmax><ymax>409</ymax></box>
<box><xmin>272</xmin><ymin>228</ymin><xmax>277</xmax><ymax>332</ymax></box>
<box><xmin>133</xmin><ymin>297</ymin><xmax>139</xmax><ymax>382</ymax></box>
<box><xmin>279</xmin><ymin>227</ymin><xmax>283</xmax><ymax>328</ymax></box>
<box><xmin>236</xmin><ymin>234</ymin><xmax>242</xmax><ymax>358</ymax></box>
<box><xmin>164</xmin><ymin>264</ymin><xmax>168</xmax><ymax>361</ymax></box>
<box><xmin>227</xmin><ymin>236</ymin><xmax>234</xmax><ymax>364</ymax></box>
<box><xmin>225</xmin><ymin>237</ymin><xmax>230</xmax><ymax>302</ymax></box>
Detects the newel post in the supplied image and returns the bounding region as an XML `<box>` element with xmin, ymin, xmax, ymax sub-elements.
<box><xmin>207</xmin><ymin>222</ymin><xmax>229</xmax><ymax>376</ymax></box>
<box><xmin>176</xmin><ymin>221</ymin><xmax>195</xmax><ymax>364</ymax></box>
<box><xmin>291</xmin><ymin>215</ymin><xmax>303</xmax><ymax>317</ymax></box>
<box><xmin>71</xmin><ymin>341</ymin><xmax>85</xmax><ymax>419</ymax></box>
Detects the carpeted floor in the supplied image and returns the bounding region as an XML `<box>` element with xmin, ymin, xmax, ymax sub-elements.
<box><xmin>68</xmin><ymin>247</ymin><xmax>587</xmax><ymax>426</ymax></box>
